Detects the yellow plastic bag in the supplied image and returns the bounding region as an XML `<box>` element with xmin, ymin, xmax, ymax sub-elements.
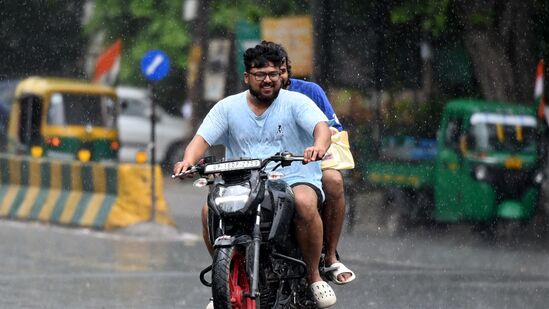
<box><xmin>321</xmin><ymin>131</ymin><xmax>355</xmax><ymax>170</ymax></box>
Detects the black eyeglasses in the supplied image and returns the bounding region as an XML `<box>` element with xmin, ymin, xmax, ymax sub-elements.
<box><xmin>248</xmin><ymin>71</ymin><xmax>281</xmax><ymax>81</ymax></box>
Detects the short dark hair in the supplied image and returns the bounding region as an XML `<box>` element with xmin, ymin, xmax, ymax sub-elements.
<box><xmin>243</xmin><ymin>42</ymin><xmax>285</xmax><ymax>72</ymax></box>
<box><xmin>258</xmin><ymin>41</ymin><xmax>292</xmax><ymax>78</ymax></box>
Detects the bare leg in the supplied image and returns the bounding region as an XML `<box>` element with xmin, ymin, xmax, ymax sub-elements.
<box><xmin>292</xmin><ymin>185</ymin><xmax>324</xmax><ymax>284</ymax></box>
<box><xmin>201</xmin><ymin>203</ymin><xmax>214</xmax><ymax>256</ymax></box>
<box><xmin>322</xmin><ymin>169</ymin><xmax>352</xmax><ymax>283</ymax></box>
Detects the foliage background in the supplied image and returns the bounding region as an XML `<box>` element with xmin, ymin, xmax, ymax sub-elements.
<box><xmin>3</xmin><ymin>1</ymin><xmax>549</xmax><ymax>122</ymax></box>
<box><xmin>84</xmin><ymin>0</ymin><xmax>308</xmax><ymax>113</ymax></box>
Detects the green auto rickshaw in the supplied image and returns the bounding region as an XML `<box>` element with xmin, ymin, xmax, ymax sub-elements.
<box><xmin>365</xmin><ymin>99</ymin><xmax>545</xmax><ymax>237</ymax></box>
<box><xmin>6</xmin><ymin>77</ymin><xmax>119</xmax><ymax>162</ymax></box>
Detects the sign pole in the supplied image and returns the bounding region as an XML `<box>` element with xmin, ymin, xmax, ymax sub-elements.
<box><xmin>149</xmin><ymin>82</ymin><xmax>157</xmax><ymax>222</ymax></box>
<box><xmin>140</xmin><ymin>49</ymin><xmax>170</xmax><ymax>223</ymax></box>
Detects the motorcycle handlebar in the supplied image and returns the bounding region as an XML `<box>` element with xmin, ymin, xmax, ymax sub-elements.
<box><xmin>264</xmin><ymin>153</ymin><xmax>305</xmax><ymax>164</ymax></box>
<box><xmin>171</xmin><ymin>152</ymin><xmax>306</xmax><ymax>179</ymax></box>
<box><xmin>171</xmin><ymin>166</ymin><xmax>198</xmax><ymax>179</ymax></box>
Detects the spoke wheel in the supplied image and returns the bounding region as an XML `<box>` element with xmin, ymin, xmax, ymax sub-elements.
<box><xmin>212</xmin><ymin>246</ymin><xmax>257</xmax><ymax>309</ymax></box>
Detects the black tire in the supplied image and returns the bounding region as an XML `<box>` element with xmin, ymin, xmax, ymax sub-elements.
<box><xmin>212</xmin><ymin>246</ymin><xmax>257</xmax><ymax>309</ymax></box>
<box><xmin>495</xmin><ymin>220</ymin><xmax>527</xmax><ymax>244</ymax></box>
<box><xmin>472</xmin><ymin>221</ymin><xmax>496</xmax><ymax>241</ymax></box>
<box><xmin>414</xmin><ymin>190</ymin><xmax>434</xmax><ymax>223</ymax></box>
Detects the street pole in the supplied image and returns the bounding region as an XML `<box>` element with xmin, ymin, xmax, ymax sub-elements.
<box><xmin>149</xmin><ymin>82</ymin><xmax>157</xmax><ymax>222</ymax></box>
<box><xmin>311</xmin><ymin>0</ymin><xmax>331</xmax><ymax>86</ymax></box>
<box><xmin>372</xmin><ymin>1</ymin><xmax>389</xmax><ymax>156</ymax></box>
<box><xmin>186</xmin><ymin>0</ymin><xmax>211</xmax><ymax>132</ymax></box>
<box><xmin>140</xmin><ymin>49</ymin><xmax>170</xmax><ymax>223</ymax></box>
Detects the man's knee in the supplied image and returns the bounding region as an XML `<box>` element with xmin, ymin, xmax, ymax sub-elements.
<box><xmin>322</xmin><ymin>170</ymin><xmax>344</xmax><ymax>196</ymax></box>
<box><xmin>293</xmin><ymin>185</ymin><xmax>321</xmax><ymax>222</ymax></box>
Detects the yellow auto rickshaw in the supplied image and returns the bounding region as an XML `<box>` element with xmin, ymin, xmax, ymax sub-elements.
<box><xmin>6</xmin><ymin>77</ymin><xmax>119</xmax><ymax>162</ymax></box>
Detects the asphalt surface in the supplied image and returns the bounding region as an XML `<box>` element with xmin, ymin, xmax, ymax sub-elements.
<box><xmin>2</xmin><ymin>177</ymin><xmax>549</xmax><ymax>308</ymax></box>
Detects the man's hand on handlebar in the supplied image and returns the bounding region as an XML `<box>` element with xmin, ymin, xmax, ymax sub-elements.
<box><xmin>303</xmin><ymin>145</ymin><xmax>326</xmax><ymax>164</ymax></box>
<box><xmin>172</xmin><ymin>160</ymin><xmax>195</xmax><ymax>178</ymax></box>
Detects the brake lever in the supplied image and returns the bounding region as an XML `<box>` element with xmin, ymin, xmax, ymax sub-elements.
<box><xmin>171</xmin><ymin>167</ymin><xmax>197</xmax><ymax>179</ymax></box>
<box><xmin>171</xmin><ymin>172</ymin><xmax>188</xmax><ymax>179</ymax></box>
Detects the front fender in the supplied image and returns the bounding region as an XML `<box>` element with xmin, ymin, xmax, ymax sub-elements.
<box><xmin>213</xmin><ymin>234</ymin><xmax>252</xmax><ymax>248</ymax></box>
<box><xmin>213</xmin><ymin>235</ymin><xmax>235</xmax><ymax>248</ymax></box>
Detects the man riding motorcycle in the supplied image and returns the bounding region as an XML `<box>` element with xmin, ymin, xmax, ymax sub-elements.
<box><xmin>173</xmin><ymin>43</ymin><xmax>337</xmax><ymax>308</ymax></box>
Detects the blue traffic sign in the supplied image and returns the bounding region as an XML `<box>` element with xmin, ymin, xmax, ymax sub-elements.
<box><xmin>140</xmin><ymin>50</ymin><xmax>170</xmax><ymax>81</ymax></box>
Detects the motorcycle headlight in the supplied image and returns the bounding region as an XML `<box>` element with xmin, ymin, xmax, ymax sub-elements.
<box><xmin>474</xmin><ymin>165</ymin><xmax>488</xmax><ymax>181</ymax></box>
<box><xmin>214</xmin><ymin>184</ymin><xmax>251</xmax><ymax>213</ymax></box>
<box><xmin>534</xmin><ymin>171</ymin><xmax>544</xmax><ymax>184</ymax></box>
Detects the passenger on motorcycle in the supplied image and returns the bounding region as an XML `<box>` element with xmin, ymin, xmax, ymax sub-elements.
<box><xmin>173</xmin><ymin>43</ymin><xmax>337</xmax><ymax>308</ymax></box>
<box><xmin>263</xmin><ymin>41</ymin><xmax>356</xmax><ymax>285</ymax></box>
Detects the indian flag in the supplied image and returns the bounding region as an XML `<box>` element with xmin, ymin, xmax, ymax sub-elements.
<box><xmin>93</xmin><ymin>39</ymin><xmax>122</xmax><ymax>86</ymax></box>
<box><xmin>535</xmin><ymin>59</ymin><xmax>545</xmax><ymax>119</ymax></box>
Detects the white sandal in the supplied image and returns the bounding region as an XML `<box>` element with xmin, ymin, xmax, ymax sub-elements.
<box><xmin>324</xmin><ymin>262</ymin><xmax>356</xmax><ymax>285</ymax></box>
<box><xmin>205</xmin><ymin>297</ymin><xmax>213</xmax><ymax>309</ymax></box>
<box><xmin>309</xmin><ymin>281</ymin><xmax>337</xmax><ymax>308</ymax></box>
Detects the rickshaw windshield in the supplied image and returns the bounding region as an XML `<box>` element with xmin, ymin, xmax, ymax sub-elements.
<box><xmin>468</xmin><ymin>112</ymin><xmax>537</xmax><ymax>153</ymax></box>
<box><xmin>47</xmin><ymin>92</ymin><xmax>116</xmax><ymax>128</ymax></box>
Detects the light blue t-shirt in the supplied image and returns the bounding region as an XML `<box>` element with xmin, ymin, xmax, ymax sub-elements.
<box><xmin>197</xmin><ymin>89</ymin><xmax>328</xmax><ymax>191</ymax></box>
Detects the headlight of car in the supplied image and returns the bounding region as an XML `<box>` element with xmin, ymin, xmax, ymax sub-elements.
<box><xmin>214</xmin><ymin>184</ymin><xmax>251</xmax><ymax>213</ymax></box>
<box><xmin>474</xmin><ymin>165</ymin><xmax>488</xmax><ymax>181</ymax></box>
<box><xmin>534</xmin><ymin>170</ymin><xmax>544</xmax><ymax>184</ymax></box>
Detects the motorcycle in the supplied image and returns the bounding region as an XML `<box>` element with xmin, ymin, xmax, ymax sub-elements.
<box><xmin>174</xmin><ymin>152</ymin><xmax>323</xmax><ymax>308</ymax></box>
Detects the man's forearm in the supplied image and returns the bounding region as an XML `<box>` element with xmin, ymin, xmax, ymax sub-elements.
<box><xmin>313</xmin><ymin>122</ymin><xmax>332</xmax><ymax>153</ymax></box>
<box><xmin>182</xmin><ymin>135</ymin><xmax>210</xmax><ymax>164</ymax></box>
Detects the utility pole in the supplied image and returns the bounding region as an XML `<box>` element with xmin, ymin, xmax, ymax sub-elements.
<box><xmin>311</xmin><ymin>0</ymin><xmax>331</xmax><ymax>86</ymax></box>
<box><xmin>184</xmin><ymin>0</ymin><xmax>211</xmax><ymax>132</ymax></box>
<box><xmin>369</xmin><ymin>1</ymin><xmax>390</xmax><ymax>157</ymax></box>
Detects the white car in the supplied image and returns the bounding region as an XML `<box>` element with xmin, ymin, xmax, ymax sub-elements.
<box><xmin>116</xmin><ymin>86</ymin><xmax>191</xmax><ymax>169</ymax></box>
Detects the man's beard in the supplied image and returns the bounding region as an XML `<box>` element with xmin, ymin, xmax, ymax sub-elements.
<box><xmin>249</xmin><ymin>84</ymin><xmax>281</xmax><ymax>104</ymax></box>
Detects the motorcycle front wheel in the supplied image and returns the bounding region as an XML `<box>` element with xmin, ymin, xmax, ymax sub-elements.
<box><xmin>212</xmin><ymin>246</ymin><xmax>257</xmax><ymax>309</ymax></box>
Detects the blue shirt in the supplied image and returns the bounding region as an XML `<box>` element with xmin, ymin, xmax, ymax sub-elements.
<box><xmin>289</xmin><ymin>78</ymin><xmax>343</xmax><ymax>131</ymax></box>
<box><xmin>197</xmin><ymin>89</ymin><xmax>329</xmax><ymax>191</ymax></box>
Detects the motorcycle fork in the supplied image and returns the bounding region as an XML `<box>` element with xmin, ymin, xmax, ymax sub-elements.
<box><xmin>250</xmin><ymin>203</ymin><xmax>262</xmax><ymax>299</ymax></box>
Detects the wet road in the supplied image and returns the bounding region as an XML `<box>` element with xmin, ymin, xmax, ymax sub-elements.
<box><xmin>2</xmin><ymin>177</ymin><xmax>549</xmax><ymax>308</ymax></box>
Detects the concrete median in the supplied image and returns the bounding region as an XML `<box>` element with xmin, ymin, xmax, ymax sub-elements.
<box><xmin>0</xmin><ymin>153</ymin><xmax>174</xmax><ymax>230</ymax></box>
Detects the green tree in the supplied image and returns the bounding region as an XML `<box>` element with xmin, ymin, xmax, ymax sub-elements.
<box><xmin>391</xmin><ymin>0</ymin><xmax>549</xmax><ymax>104</ymax></box>
<box><xmin>210</xmin><ymin>0</ymin><xmax>308</xmax><ymax>30</ymax></box>
<box><xmin>85</xmin><ymin>0</ymin><xmax>307</xmax><ymax>113</ymax></box>
<box><xmin>85</xmin><ymin>0</ymin><xmax>190</xmax><ymax>83</ymax></box>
